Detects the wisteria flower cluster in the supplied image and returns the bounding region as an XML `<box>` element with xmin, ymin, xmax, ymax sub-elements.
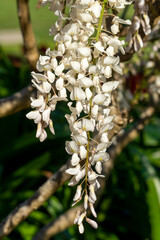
<box><xmin>27</xmin><ymin>0</ymin><xmax>132</xmax><ymax>233</ymax></box>
<box><xmin>126</xmin><ymin>0</ymin><xmax>151</xmax><ymax>52</ymax></box>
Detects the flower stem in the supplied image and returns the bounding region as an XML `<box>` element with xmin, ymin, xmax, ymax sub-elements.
<box><xmin>84</xmin><ymin>0</ymin><xmax>108</xmax><ymax>194</ymax></box>
<box><xmin>96</xmin><ymin>0</ymin><xmax>108</xmax><ymax>41</ymax></box>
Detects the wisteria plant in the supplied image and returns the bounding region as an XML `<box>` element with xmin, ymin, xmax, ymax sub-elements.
<box><xmin>25</xmin><ymin>0</ymin><xmax>153</xmax><ymax>234</ymax></box>
<box><xmin>2</xmin><ymin>0</ymin><xmax>160</xmax><ymax>238</ymax></box>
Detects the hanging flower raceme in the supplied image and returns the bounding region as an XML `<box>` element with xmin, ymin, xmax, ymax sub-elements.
<box><xmin>126</xmin><ymin>0</ymin><xmax>151</xmax><ymax>52</ymax></box>
<box><xmin>27</xmin><ymin>0</ymin><xmax>132</xmax><ymax>233</ymax></box>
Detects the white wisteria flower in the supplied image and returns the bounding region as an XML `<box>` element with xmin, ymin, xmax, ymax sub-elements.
<box><xmin>26</xmin><ymin>0</ymin><xmax>132</xmax><ymax>233</ymax></box>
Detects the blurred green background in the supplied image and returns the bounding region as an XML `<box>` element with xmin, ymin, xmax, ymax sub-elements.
<box><xmin>0</xmin><ymin>1</ymin><xmax>160</xmax><ymax>240</ymax></box>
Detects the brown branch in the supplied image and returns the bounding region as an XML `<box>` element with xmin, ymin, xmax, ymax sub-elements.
<box><xmin>32</xmin><ymin>206</ymin><xmax>81</xmax><ymax>240</ymax></box>
<box><xmin>17</xmin><ymin>0</ymin><xmax>39</xmax><ymax>70</ymax></box>
<box><xmin>0</xmin><ymin>160</ymin><xmax>71</xmax><ymax>239</ymax></box>
<box><xmin>0</xmin><ymin>85</ymin><xmax>35</xmax><ymax>118</ymax></box>
<box><xmin>31</xmin><ymin>106</ymin><xmax>155</xmax><ymax>240</ymax></box>
<box><xmin>109</xmin><ymin>106</ymin><xmax>155</xmax><ymax>160</ymax></box>
<box><xmin>37</xmin><ymin>0</ymin><xmax>42</xmax><ymax>9</ymax></box>
<box><xmin>0</xmin><ymin>0</ymin><xmax>39</xmax><ymax>118</ymax></box>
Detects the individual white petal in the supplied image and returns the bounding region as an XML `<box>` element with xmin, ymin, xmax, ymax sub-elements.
<box><xmin>113</xmin><ymin>16</ymin><xmax>131</xmax><ymax>25</ymax></box>
<box><xmin>47</xmin><ymin>71</ymin><xmax>55</xmax><ymax>83</ymax></box>
<box><xmin>65</xmin><ymin>164</ymin><xmax>80</xmax><ymax>175</ymax></box>
<box><xmin>86</xmin><ymin>218</ymin><xmax>98</xmax><ymax>229</ymax></box>
<box><xmin>68</xmin><ymin>102</ymin><xmax>78</xmax><ymax>115</ymax></box>
<box><xmin>112</xmin><ymin>65</ymin><xmax>123</xmax><ymax>75</ymax></box>
<box><xmin>75</xmin><ymin>168</ymin><xmax>86</xmax><ymax>181</ymax></box>
<box><xmin>36</xmin><ymin>55</ymin><xmax>51</xmax><ymax>72</ymax></box>
<box><xmin>74</xmin><ymin>210</ymin><xmax>81</xmax><ymax>224</ymax></box>
<box><xmin>78</xmin><ymin>212</ymin><xmax>86</xmax><ymax>225</ymax></box>
<box><xmin>102</xmin><ymin>94</ymin><xmax>111</xmax><ymax>106</ymax></box>
<box><xmin>36</xmin><ymin>122</ymin><xmax>42</xmax><ymax>138</ymax></box>
<box><xmin>42</xmin><ymin>81</ymin><xmax>52</xmax><ymax>93</ymax></box>
<box><xmin>73</xmin><ymin>185</ymin><xmax>82</xmax><ymax>201</ymax></box>
<box><xmin>89</xmin><ymin>65</ymin><xmax>97</xmax><ymax>74</ymax></box>
<box><xmin>84</xmin><ymin>194</ymin><xmax>88</xmax><ymax>210</ymax></box>
<box><xmin>102</xmin><ymin>81</ymin><xmax>119</xmax><ymax>92</ymax></box>
<box><xmin>77</xmin><ymin>47</ymin><xmax>91</xmax><ymax>57</ymax></box>
<box><xmin>79</xmin><ymin>0</ymin><xmax>93</xmax><ymax>5</ymax></box>
<box><xmin>89</xmin><ymin>202</ymin><xmax>97</xmax><ymax>218</ymax></box>
<box><xmin>56</xmin><ymin>77</ymin><xmax>64</xmax><ymax>90</ymax></box>
<box><xmin>95</xmin><ymin>179</ymin><xmax>101</xmax><ymax>190</ymax></box>
<box><xmin>26</xmin><ymin>110</ymin><xmax>39</xmax><ymax>120</ymax></box>
<box><xmin>83</xmin><ymin>103</ymin><xmax>90</xmax><ymax>114</ymax></box>
<box><xmin>104</xmin><ymin>66</ymin><xmax>112</xmax><ymax>78</ymax></box>
<box><xmin>51</xmin><ymin>96</ymin><xmax>68</xmax><ymax>103</ymax></box>
<box><xmin>70</xmin><ymin>61</ymin><xmax>81</xmax><ymax>72</ymax></box>
<box><xmin>78</xmin><ymin>223</ymin><xmax>84</xmax><ymax>234</ymax></box>
<box><xmin>89</xmin><ymin>1</ymin><xmax>102</xmax><ymax>18</ymax></box>
<box><xmin>79</xmin><ymin>77</ymin><xmax>93</xmax><ymax>88</ymax></box>
<box><xmin>81</xmin><ymin>58</ymin><xmax>89</xmax><ymax>71</ymax></box>
<box><xmin>49</xmin><ymin>119</ymin><xmax>55</xmax><ymax>134</ymax></box>
<box><xmin>93</xmin><ymin>41</ymin><xmax>104</xmax><ymax>52</ymax></box>
<box><xmin>103</xmin><ymin>116</ymin><xmax>114</xmax><ymax>125</ymax></box>
<box><xmin>31</xmin><ymin>72</ymin><xmax>47</xmax><ymax>82</ymax></box>
<box><xmin>51</xmin><ymin>57</ymin><xmax>58</xmax><ymax>70</ymax></box>
<box><xmin>42</xmin><ymin>108</ymin><xmax>51</xmax><ymax>124</ymax></box>
<box><xmin>31</xmin><ymin>80</ymin><xmax>45</xmax><ymax>93</ymax></box>
<box><xmin>81</xmin><ymin>131</ymin><xmax>87</xmax><ymax>139</ymax></box>
<box><xmin>79</xmin><ymin>13</ymin><xmax>93</xmax><ymax>23</ymax></box>
<box><xmin>88</xmin><ymin>171</ymin><xmax>98</xmax><ymax>181</ymax></box>
<box><xmin>68</xmin><ymin>176</ymin><xmax>79</xmax><ymax>186</ymax></box>
<box><xmin>99</xmin><ymin>122</ymin><xmax>114</xmax><ymax>134</ymax></box>
<box><xmin>106</xmin><ymin>46</ymin><xmax>114</xmax><ymax>57</ymax></box>
<box><xmin>34</xmin><ymin>113</ymin><xmax>41</xmax><ymax>124</ymax></box>
<box><xmin>93</xmin><ymin>152</ymin><xmax>110</xmax><ymax>163</ymax></box>
<box><xmin>58</xmin><ymin>43</ymin><xmax>65</xmax><ymax>54</ymax></box>
<box><xmin>97</xmin><ymin>142</ymin><xmax>107</xmax><ymax>152</ymax></box>
<box><xmin>71</xmin><ymin>153</ymin><xmax>80</xmax><ymax>166</ymax></box>
<box><xmin>89</xmin><ymin>196</ymin><xmax>95</xmax><ymax>204</ymax></box>
<box><xmin>89</xmin><ymin>184</ymin><xmax>97</xmax><ymax>201</ymax></box>
<box><xmin>95</xmin><ymin>161</ymin><xmax>102</xmax><ymax>174</ymax></box>
<box><xmin>82</xmin><ymin>119</ymin><xmax>95</xmax><ymax>132</ymax></box>
<box><xmin>39</xmin><ymin>129</ymin><xmax>47</xmax><ymax>142</ymax></box>
<box><xmin>103</xmin><ymin>108</ymin><xmax>111</xmax><ymax>116</ymax></box>
<box><xmin>65</xmin><ymin>141</ymin><xmax>79</xmax><ymax>154</ymax></box>
<box><xmin>104</xmin><ymin>56</ymin><xmax>117</xmax><ymax>65</ymax></box>
<box><xmin>100</xmin><ymin>132</ymin><xmax>109</xmax><ymax>143</ymax></box>
<box><xmin>72</xmin><ymin>135</ymin><xmax>88</xmax><ymax>145</ymax></box>
<box><xmin>59</xmin><ymin>87</ymin><xmax>67</xmax><ymax>98</ymax></box>
<box><xmin>55</xmin><ymin>63</ymin><xmax>65</xmax><ymax>76</ymax></box>
<box><xmin>31</xmin><ymin>96</ymin><xmax>44</xmax><ymax>108</ymax></box>
<box><xmin>73</xmin><ymin>87</ymin><xmax>86</xmax><ymax>101</ymax></box>
<box><xmin>76</xmin><ymin>101</ymin><xmax>83</xmax><ymax>115</ymax></box>
<box><xmin>80</xmin><ymin>146</ymin><xmax>87</xmax><ymax>159</ymax></box>
<box><xmin>93</xmin><ymin>94</ymin><xmax>106</xmax><ymax>105</ymax></box>
<box><xmin>111</xmin><ymin>23</ymin><xmax>119</xmax><ymax>34</ymax></box>
<box><xmin>91</xmin><ymin>105</ymin><xmax>99</xmax><ymax>118</ymax></box>
<box><xmin>85</xmin><ymin>88</ymin><xmax>93</xmax><ymax>101</ymax></box>
<box><xmin>137</xmin><ymin>34</ymin><xmax>143</xmax><ymax>48</ymax></box>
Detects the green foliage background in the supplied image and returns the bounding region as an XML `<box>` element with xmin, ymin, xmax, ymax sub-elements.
<box><xmin>0</xmin><ymin>1</ymin><xmax>160</xmax><ymax>240</ymax></box>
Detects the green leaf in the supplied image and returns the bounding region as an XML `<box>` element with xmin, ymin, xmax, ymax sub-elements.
<box><xmin>146</xmin><ymin>177</ymin><xmax>160</xmax><ymax>240</ymax></box>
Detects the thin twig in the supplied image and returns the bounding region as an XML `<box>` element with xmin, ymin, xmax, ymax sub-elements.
<box><xmin>0</xmin><ymin>85</ymin><xmax>35</xmax><ymax>118</ymax></box>
<box><xmin>0</xmin><ymin>0</ymin><xmax>39</xmax><ymax>118</ymax></box>
<box><xmin>0</xmin><ymin>160</ymin><xmax>71</xmax><ymax>239</ymax></box>
<box><xmin>32</xmin><ymin>206</ymin><xmax>81</xmax><ymax>240</ymax></box>
<box><xmin>16</xmin><ymin>0</ymin><xmax>39</xmax><ymax>70</ymax></box>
